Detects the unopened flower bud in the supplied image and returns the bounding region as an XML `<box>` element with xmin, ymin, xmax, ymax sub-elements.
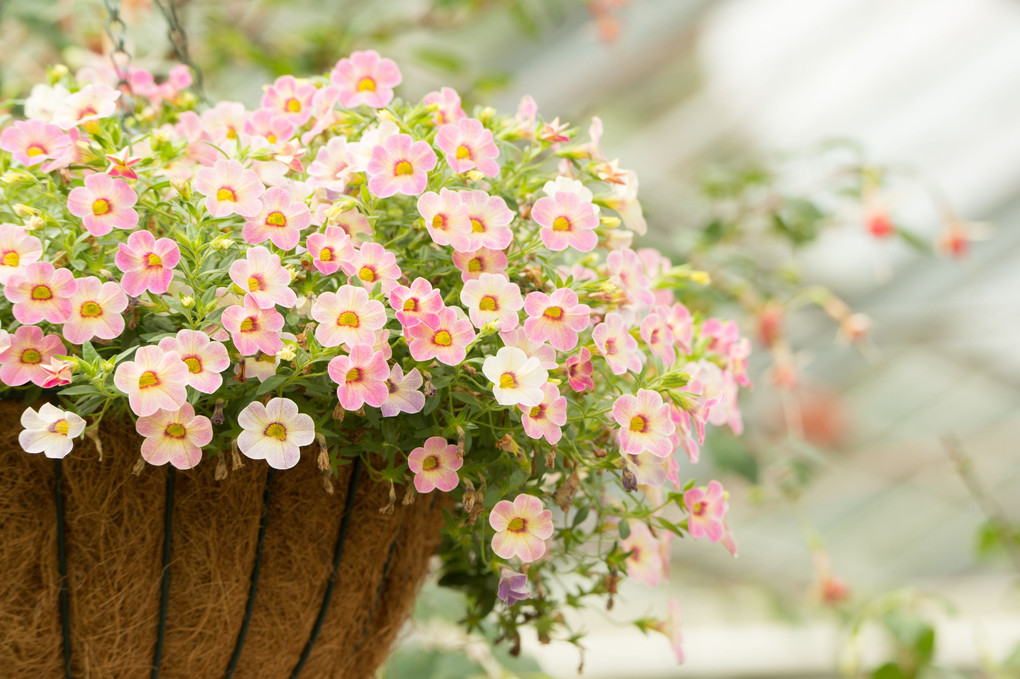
<box><xmin>466</xmin><ymin>169</ymin><xmax>485</xmax><ymax>183</ymax></box>
<box><xmin>276</xmin><ymin>343</ymin><xmax>297</xmax><ymax>361</ymax></box>
<box><xmin>170</xmin><ymin>177</ymin><xmax>192</xmax><ymax>200</ymax></box>
<box><xmin>621</xmin><ymin>467</ymin><xmax>638</xmax><ymax>492</ymax></box>
<box><xmin>179</xmin><ymin>294</ymin><xmax>194</xmax><ymax>309</ymax></box>
<box><xmin>377</xmin><ymin>109</ymin><xmax>398</xmax><ymax>124</ymax></box>
<box><xmin>13</xmin><ymin>204</ymin><xmax>38</xmax><ymax>218</ymax></box>
<box><xmin>48</xmin><ymin>64</ymin><xmax>69</xmax><ymax>82</ymax></box>
<box><xmin>600</xmin><ymin>215</ymin><xmax>621</xmax><ymax>229</ymax></box>
<box><xmin>25</xmin><ymin>216</ymin><xmax>44</xmax><ymax>231</ymax></box>
<box><xmin>211</xmin><ymin>238</ymin><xmax>233</xmax><ymax>250</ymax></box>
<box><xmin>477</xmin><ymin>106</ymin><xmax>496</xmax><ymax>124</ymax></box>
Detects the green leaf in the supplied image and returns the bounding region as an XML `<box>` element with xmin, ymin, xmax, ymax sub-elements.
<box><xmin>59</xmin><ymin>385</ymin><xmax>101</xmax><ymax>397</ymax></box>
<box><xmin>256</xmin><ymin>374</ymin><xmax>288</xmax><ymax>396</ymax></box>
<box><xmin>618</xmin><ymin>520</ymin><xmax>630</xmax><ymax>540</ymax></box>
<box><xmin>871</xmin><ymin>663</ymin><xmax>909</xmax><ymax>679</ymax></box>
<box><xmin>81</xmin><ymin>340</ymin><xmax>98</xmax><ymax>365</ymax></box>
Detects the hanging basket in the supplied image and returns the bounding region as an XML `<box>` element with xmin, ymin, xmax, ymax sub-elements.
<box><xmin>0</xmin><ymin>400</ymin><xmax>444</xmax><ymax>679</ymax></box>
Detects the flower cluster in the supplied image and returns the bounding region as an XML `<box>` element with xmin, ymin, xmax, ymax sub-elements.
<box><xmin>0</xmin><ymin>51</ymin><xmax>748</xmax><ymax>661</ymax></box>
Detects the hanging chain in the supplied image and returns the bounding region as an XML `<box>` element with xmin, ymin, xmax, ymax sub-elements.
<box><xmin>152</xmin><ymin>0</ymin><xmax>207</xmax><ymax>104</ymax></box>
<box><xmin>102</xmin><ymin>0</ymin><xmax>136</xmax><ymax>121</ymax></box>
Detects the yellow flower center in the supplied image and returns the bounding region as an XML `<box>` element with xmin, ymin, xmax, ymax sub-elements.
<box><xmin>358</xmin><ymin>266</ymin><xmax>377</xmax><ymax>282</ymax></box>
<box><xmin>53</xmin><ymin>420</ymin><xmax>70</xmax><ymax>436</ymax></box>
<box><xmin>26</xmin><ymin>145</ymin><xmax>45</xmax><ymax>157</ymax></box>
<box><xmin>629</xmin><ymin>415</ymin><xmax>646</xmax><ymax>433</ymax></box>
<box><xmin>226</xmin><ymin>127</ymin><xmax>238</xmax><ymax>140</ymax></box>
<box><xmin>479</xmin><ymin>295</ymin><xmax>497</xmax><ymax>311</ymax></box>
<box><xmin>467</xmin><ymin>258</ymin><xmax>482</xmax><ymax>272</ymax></box>
<box><xmin>21</xmin><ymin>349</ymin><xmax>41</xmax><ymax>364</ymax></box>
<box><xmin>216</xmin><ymin>187</ymin><xmax>237</xmax><ymax>202</ymax></box>
<box><xmin>356</xmin><ymin>76</ymin><xmax>377</xmax><ymax>92</ymax></box>
<box><xmin>266</xmin><ymin>134</ymin><xmax>277</xmax><ymax>144</ymax></box>
<box><xmin>184</xmin><ymin>356</ymin><xmax>202</xmax><ymax>373</ymax></box>
<box><xmin>552</xmin><ymin>216</ymin><xmax>571</xmax><ymax>232</ymax></box>
<box><xmin>2</xmin><ymin>251</ymin><xmax>19</xmax><ymax>267</ymax></box>
<box><xmin>433</xmin><ymin>330</ymin><xmax>452</xmax><ymax>347</ymax></box>
<box><xmin>345</xmin><ymin>368</ymin><xmax>361</xmax><ymax>383</ymax></box>
<box><xmin>165</xmin><ymin>423</ymin><xmax>187</xmax><ymax>439</ymax></box>
<box><xmin>147</xmin><ymin>253</ymin><xmax>163</xmax><ymax>267</ymax></box>
<box><xmin>337</xmin><ymin>311</ymin><xmax>359</xmax><ymax>327</ymax></box>
<box><xmin>470</xmin><ymin>218</ymin><xmax>484</xmax><ymax>233</ymax></box>
<box><xmin>455</xmin><ymin>145</ymin><xmax>471</xmax><ymax>160</ymax></box>
<box><xmin>431</xmin><ymin>214</ymin><xmax>447</xmax><ymax>230</ymax></box>
<box><xmin>31</xmin><ymin>285</ymin><xmax>52</xmax><ymax>300</ymax></box>
<box><xmin>499</xmin><ymin>372</ymin><xmax>517</xmax><ymax>389</ymax></box>
<box><xmin>394</xmin><ymin>160</ymin><xmax>414</xmax><ymax>176</ymax></box>
<box><xmin>507</xmin><ymin>517</ymin><xmax>527</xmax><ymax>532</ymax></box>
<box><xmin>248</xmin><ymin>276</ymin><xmax>262</xmax><ymax>291</ymax></box>
<box><xmin>266</xmin><ymin>211</ymin><xmax>286</xmax><ymax>227</ymax></box>
<box><xmin>529</xmin><ymin>405</ymin><xmax>543</xmax><ymax>418</ymax></box>
<box><xmin>422</xmin><ymin>455</ymin><xmax>439</xmax><ymax>471</ymax></box>
<box><xmin>80</xmin><ymin>301</ymin><xmax>103</xmax><ymax>317</ymax></box>
<box><xmin>403</xmin><ymin>298</ymin><xmax>418</xmax><ymax>312</ymax></box>
<box><xmin>543</xmin><ymin>306</ymin><xmax>563</xmax><ymax>320</ymax></box>
<box><xmin>92</xmin><ymin>198</ymin><xmax>111</xmax><ymax>216</ymax></box>
<box><xmin>138</xmin><ymin>370</ymin><xmax>160</xmax><ymax>389</ymax></box>
<box><xmin>285</xmin><ymin>98</ymin><xmax>302</xmax><ymax>113</ymax></box>
<box><xmin>692</xmin><ymin>501</ymin><xmax>706</xmax><ymax>517</ymax></box>
<box><xmin>319</xmin><ymin>247</ymin><xmax>333</xmax><ymax>262</ymax></box>
<box><xmin>264</xmin><ymin>422</ymin><xmax>287</xmax><ymax>440</ymax></box>
<box><xmin>240</xmin><ymin>317</ymin><xmax>257</xmax><ymax>332</ymax></box>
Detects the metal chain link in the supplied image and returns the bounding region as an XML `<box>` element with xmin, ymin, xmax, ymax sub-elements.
<box><xmin>152</xmin><ymin>0</ymin><xmax>207</xmax><ymax>104</ymax></box>
<box><xmin>102</xmin><ymin>0</ymin><xmax>136</xmax><ymax>121</ymax></box>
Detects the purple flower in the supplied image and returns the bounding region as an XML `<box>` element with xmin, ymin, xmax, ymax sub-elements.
<box><xmin>497</xmin><ymin>569</ymin><xmax>532</xmax><ymax>606</ymax></box>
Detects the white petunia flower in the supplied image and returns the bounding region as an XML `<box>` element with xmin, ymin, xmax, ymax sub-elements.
<box><xmin>19</xmin><ymin>403</ymin><xmax>86</xmax><ymax>459</ymax></box>
<box><xmin>482</xmin><ymin>346</ymin><xmax>548</xmax><ymax>407</ymax></box>
<box><xmin>237</xmin><ymin>397</ymin><xmax>315</xmax><ymax>470</ymax></box>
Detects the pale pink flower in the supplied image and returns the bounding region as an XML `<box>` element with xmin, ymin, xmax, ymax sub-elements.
<box><xmin>157</xmin><ymin>329</ymin><xmax>230</xmax><ymax>394</ymax></box>
<box><xmin>327</xmin><ymin>344</ymin><xmax>389</xmax><ymax>410</ymax></box>
<box><xmin>405</xmin><ymin>306</ymin><xmax>475</xmax><ymax>366</ymax></box>
<box><xmin>435</xmin><ymin>117</ymin><xmax>500</xmax><ymax>177</ymax></box>
<box><xmin>239</xmin><ymin>353</ymin><xmax>280</xmax><ymax>382</ymax></box>
<box><xmin>307</xmin><ymin>137</ymin><xmax>353</xmax><ymax>192</ymax></box>
<box><xmin>19</xmin><ymin>404</ymin><xmax>85</xmax><ymax>459</ymax></box>
<box><xmin>40</xmin><ymin>358</ymin><xmax>73</xmax><ymax>388</ymax></box>
<box><xmin>221</xmin><ymin>294</ymin><xmax>285</xmax><ymax>356</ymax></box>
<box><xmin>607</xmin><ymin>248</ymin><xmax>655</xmax><ymax>307</ymax></box>
<box><xmin>452</xmin><ymin>247</ymin><xmax>508</xmax><ymax>282</ymax></box>
<box><xmin>640</xmin><ymin>311</ymin><xmax>676</xmax><ymax>366</ymax></box>
<box><xmin>605</xmin><ymin>170</ymin><xmax>647</xmax><ymax>235</ymax></box>
<box><xmin>423</xmin><ymin>87</ymin><xmax>466</xmax><ymax>125</ymax></box>
<box><xmin>533</xmin><ymin>191</ymin><xmax>599</xmax><ymax>252</ymax></box>
<box><xmin>0</xmin><ymin>224</ymin><xmax>42</xmax><ymax>285</ymax></box>
<box><xmin>301</xmin><ymin>85</ymin><xmax>343</xmax><ymax>143</ymax></box>
<box><xmin>499</xmin><ymin>327</ymin><xmax>557</xmax><ymax>370</ymax></box>
<box><xmin>380</xmin><ymin>364</ymin><xmax>425</xmax><ymax>417</ymax></box>
<box><xmin>342</xmin><ymin>242</ymin><xmax>401</xmax><ymax>294</ymax></box>
<box><xmin>67</xmin><ymin>173</ymin><xmax>138</xmax><ymax>236</ymax></box>
<box><xmin>52</xmin><ymin>83</ymin><xmax>119</xmax><ymax>130</ymax></box>
<box><xmin>229</xmin><ymin>246</ymin><xmax>296</xmax><ymax>309</ymax></box>
<box><xmin>105</xmin><ymin>147</ymin><xmax>142</xmax><ymax>179</ymax></box>
<box><xmin>311</xmin><ymin>285</ymin><xmax>387</xmax><ymax>348</ymax></box>
<box><xmin>332</xmin><ymin>210</ymin><xmax>373</xmax><ymax>242</ymax></box>
<box><xmin>0</xmin><ymin>120</ymin><xmax>72</xmax><ymax>168</ymax></box>
<box><xmin>242</xmin><ymin>187</ymin><xmax>311</xmax><ymax>250</ymax></box>
<box><xmin>62</xmin><ymin>276</ymin><xmax>127</xmax><ymax>344</ymax></box>
<box><xmin>113</xmin><ymin>345</ymin><xmax>189</xmax><ymax>417</ymax></box>
<box><xmin>237</xmin><ymin>397</ymin><xmax>315</xmax><ymax>470</ymax></box>
<box><xmin>460</xmin><ymin>273</ymin><xmax>523</xmax><ymax>331</ymax></box>
<box><xmin>200</xmin><ymin>101</ymin><xmax>247</xmax><ymax>144</ymax></box>
<box><xmin>627</xmin><ymin>452</ymin><xmax>670</xmax><ymax>488</ymax></box>
<box><xmin>115</xmin><ymin>230</ymin><xmax>180</xmax><ymax>297</ymax></box>
<box><xmin>345</xmin><ymin>120</ymin><xmax>399</xmax><ymax>173</ymax></box>
<box><xmin>261</xmin><ymin>75</ymin><xmax>316</xmax><ymax>125</ymax></box>
<box><xmin>538</xmin><ymin>117</ymin><xmax>570</xmax><ymax>144</ymax></box>
<box><xmin>194</xmin><ymin>159</ymin><xmax>264</xmax><ymax>218</ymax></box>
<box><xmin>408</xmin><ymin>436</ymin><xmax>462</xmax><ymax>493</ymax></box>
<box><xmin>519</xmin><ymin>382</ymin><xmax>567</xmax><ymax>444</ymax></box>
<box><xmin>656</xmin><ymin>599</ymin><xmax>685</xmax><ymax>664</ymax></box>
<box><xmin>685</xmin><ymin>480</ymin><xmax>728</xmax><ymax>542</ymax></box>
<box><xmin>523</xmin><ymin>288</ymin><xmax>591</xmax><ymax>352</ymax></box>
<box><xmin>329</xmin><ymin>50</ymin><xmax>402</xmax><ymax>108</ymax></box>
<box><xmin>388</xmin><ymin>277</ymin><xmax>443</xmax><ymax>328</ymax></box>
<box><xmin>593</xmin><ymin>312</ymin><xmax>643</xmax><ymax>375</ymax></box>
<box><xmin>418</xmin><ymin>188</ymin><xmax>472</xmax><ymax>251</ymax></box>
<box><xmin>490</xmin><ymin>494</ymin><xmax>554</xmax><ymax>562</ymax></box>
<box><xmin>306</xmin><ymin>225</ymin><xmax>355</xmax><ymax>275</ymax></box>
<box><xmin>4</xmin><ymin>262</ymin><xmax>76</xmax><ymax>324</ymax></box>
<box><xmin>0</xmin><ymin>326</ymin><xmax>65</xmax><ymax>387</ymax></box>
<box><xmin>613</xmin><ymin>389</ymin><xmax>675</xmax><ymax>458</ymax></box>
<box><xmin>23</xmin><ymin>83</ymin><xmax>69</xmax><ymax>122</ymax></box>
<box><xmin>564</xmin><ymin>347</ymin><xmax>594</xmax><ymax>392</ymax></box>
<box><xmin>664</xmin><ymin>302</ymin><xmax>694</xmax><ymax>354</ymax></box>
<box><xmin>0</xmin><ymin>330</ymin><xmax>11</xmax><ymax>357</ymax></box>
<box><xmin>136</xmin><ymin>403</ymin><xmax>212</xmax><ymax>470</ymax></box>
<box><xmin>244</xmin><ymin>109</ymin><xmax>296</xmax><ymax>146</ymax></box>
<box><xmin>367</xmin><ymin>133</ymin><xmax>437</xmax><ymax>198</ymax></box>
<box><xmin>461</xmin><ymin>190</ymin><xmax>514</xmax><ymax>252</ymax></box>
<box><xmin>482</xmin><ymin>346</ymin><xmax>547</xmax><ymax>407</ymax></box>
<box><xmin>622</xmin><ymin>521</ymin><xmax>670</xmax><ymax>587</ymax></box>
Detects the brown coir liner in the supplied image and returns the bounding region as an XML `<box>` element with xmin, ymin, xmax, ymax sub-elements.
<box><xmin>0</xmin><ymin>399</ymin><xmax>445</xmax><ymax>678</ymax></box>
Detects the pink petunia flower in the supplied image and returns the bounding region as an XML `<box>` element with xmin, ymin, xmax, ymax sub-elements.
<box><xmin>327</xmin><ymin>344</ymin><xmax>389</xmax><ymax>410</ymax></box>
<box><xmin>519</xmin><ymin>381</ymin><xmax>567</xmax><ymax>444</ymax></box>
<box><xmin>461</xmin><ymin>190</ymin><xmax>514</xmax><ymax>252</ymax></box>
<box><xmin>482</xmin><ymin>346</ymin><xmax>547</xmax><ymax>407</ymax></box>
<box><xmin>4</xmin><ymin>262</ymin><xmax>76</xmax><ymax>324</ymax></box>
<box><xmin>640</xmin><ymin>311</ymin><xmax>676</xmax><ymax>366</ymax></box>
<box><xmin>593</xmin><ymin>312</ymin><xmax>643</xmax><ymax>375</ymax></box>
<box><xmin>221</xmin><ymin>294</ymin><xmax>285</xmax><ymax>356</ymax></box>
<box><xmin>460</xmin><ymin>273</ymin><xmax>523</xmax><ymax>331</ymax></box>
<box><xmin>115</xmin><ymin>230</ymin><xmax>180</xmax><ymax>297</ymax></box>
<box><xmin>342</xmin><ymin>242</ymin><xmax>402</xmax><ymax>294</ymax></box>
<box><xmin>306</xmin><ymin>137</ymin><xmax>353</xmax><ymax>192</ymax></box>
<box><xmin>564</xmin><ymin>347</ymin><xmax>595</xmax><ymax>393</ymax></box>
<box><xmin>607</xmin><ymin>248</ymin><xmax>655</xmax><ymax>307</ymax></box>
<box><xmin>40</xmin><ymin>358</ymin><xmax>73</xmax><ymax>388</ymax></box>
<box><xmin>52</xmin><ymin>83</ymin><xmax>119</xmax><ymax>130</ymax></box>
<box><xmin>229</xmin><ymin>246</ymin><xmax>297</xmax><ymax>309</ymax></box>
<box><xmin>311</xmin><ymin>285</ymin><xmax>387</xmax><ymax>348</ymax></box>
<box><xmin>435</xmin><ymin>117</ymin><xmax>500</xmax><ymax>177</ymax></box>
<box><xmin>237</xmin><ymin>397</ymin><xmax>315</xmax><ymax>470</ymax></box>
<box><xmin>613</xmin><ymin>389</ymin><xmax>676</xmax><ymax>458</ymax></box>
<box><xmin>261</xmin><ymin>75</ymin><xmax>316</xmax><ymax>125</ymax></box>
<box><xmin>193</xmin><ymin>159</ymin><xmax>265</xmax><ymax>218</ymax></box>
<box><xmin>136</xmin><ymin>403</ymin><xmax>213</xmax><ymax>470</ymax></box>
<box><xmin>0</xmin><ymin>325</ymin><xmax>66</xmax><ymax>387</ymax></box>
<box><xmin>533</xmin><ymin>190</ymin><xmax>599</xmax><ymax>252</ymax></box>
<box><xmin>242</xmin><ymin>187</ymin><xmax>311</xmax><ymax>250</ymax></box>
<box><xmin>244</xmin><ymin>109</ymin><xmax>296</xmax><ymax>146</ymax></box>
<box><xmin>113</xmin><ymin>345</ymin><xmax>189</xmax><ymax>417</ymax></box>
<box><xmin>306</xmin><ymin>225</ymin><xmax>355</xmax><ymax>275</ymax></box>
<box><xmin>67</xmin><ymin>172</ymin><xmax>139</xmax><ymax>236</ymax></box>
<box><xmin>0</xmin><ymin>120</ymin><xmax>72</xmax><ymax>168</ymax></box>
<box><xmin>405</xmin><ymin>306</ymin><xmax>475</xmax><ymax>366</ymax></box>
<box><xmin>157</xmin><ymin>329</ymin><xmax>230</xmax><ymax>394</ymax></box>
<box><xmin>105</xmin><ymin>147</ymin><xmax>142</xmax><ymax>179</ymax></box>
<box><xmin>407</xmin><ymin>436</ymin><xmax>462</xmax><ymax>493</ymax></box>
<box><xmin>622</xmin><ymin>521</ymin><xmax>671</xmax><ymax>587</ymax></box>
<box><xmin>489</xmin><ymin>494</ymin><xmax>554</xmax><ymax>562</ymax></box>
<box><xmin>422</xmin><ymin>87</ymin><xmax>466</xmax><ymax>125</ymax></box>
<box><xmin>499</xmin><ymin>327</ymin><xmax>557</xmax><ymax>371</ymax></box>
<box><xmin>331</xmin><ymin>210</ymin><xmax>373</xmax><ymax>242</ymax></box>
<box><xmin>418</xmin><ymin>188</ymin><xmax>472</xmax><ymax>251</ymax></box>
<box><xmin>62</xmin><ymin>276</ymin><xmax>127</xmax><ymax>344</ymax></box>
<box><xmin>0</xmin><ymin>224</ymin><xmax>42</xmax><ymax>285</ymax></box>
<box><xmin>19</xmin><ymin>404</ymin><xmax>86</xmax><ymax>459</ymax></box>
<box><xmin>523</xmin><ymin>288</ymin><xmax>591</xmax><ymax>352</ymax></box>
<box><xmin>684</xmin><ymin>480</ymin><xmax>729</xmax><ymax>542</ymax></box>
<box><xmin>380</xmin><ymin>364</ymin><xmax>426</xmax><ymax>417</ymax></box>
<box><xmin>451</xmin><ymin>247</ymin><xmax>508</xmax><ymax>282</ymax></box>
<box><xmin>388</xmin><ymin>277</ymin><xmax>443</xmax><ymax>328</ymax></box>
<box><xmin>329</xmin><ymin>50</ymin><xmax>402</xmax><ymax>109</ymax></box>
<box><xmin>663</xmin><ymin>302</ymin><xmax>694</xmax><ymax>355</ymax></box>
<box><xmin>366</xmin><ymin>133</ymin><xmax>437</xmax><ymax>198</ymax></box>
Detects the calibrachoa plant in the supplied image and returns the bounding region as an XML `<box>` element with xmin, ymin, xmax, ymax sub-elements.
<box><xmin>0</xmin><ymin>51</ymin><xmax>749</xmax><ymax>662</ymax></box>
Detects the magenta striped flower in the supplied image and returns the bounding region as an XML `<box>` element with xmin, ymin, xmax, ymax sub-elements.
<box><xmin>67</xmin><ymin>173</ymin><xmax>138</xmax><ymax>236</ymax></box>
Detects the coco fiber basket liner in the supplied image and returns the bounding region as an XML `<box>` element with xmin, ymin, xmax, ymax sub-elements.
<box><xmin>0</xmin><ymin>399</ymin><xmax>445</xmax><ymax>679</ymax></box>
